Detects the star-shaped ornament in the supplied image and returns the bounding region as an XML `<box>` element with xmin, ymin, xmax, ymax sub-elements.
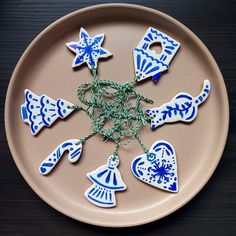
<box><xmin>66</xmin><ymin>27</ymin><xmax>112</xmax><ymax>69</ymax></box>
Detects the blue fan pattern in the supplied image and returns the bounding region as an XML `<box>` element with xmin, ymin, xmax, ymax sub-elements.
<box><xmin>133</xmin><ymin>27</ymin><xmax>180</xmax><ymax>82</ymax></box>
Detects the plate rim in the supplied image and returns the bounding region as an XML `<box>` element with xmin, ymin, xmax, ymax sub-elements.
<box><xmin>4</xmin><ymin>3</ymin><xmax>229</xmax><ymax>227</ymax></box>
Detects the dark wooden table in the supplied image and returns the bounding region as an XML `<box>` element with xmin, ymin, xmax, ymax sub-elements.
<box><xmin>0</xmin><ymin>0</ymin><xmax>235</xmax><ymax>235</ymax></box>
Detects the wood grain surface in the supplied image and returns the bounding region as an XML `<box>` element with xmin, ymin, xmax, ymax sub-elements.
<box><xmin>0</xmin><ymin>0</ymin><xmax>235</xmax><ymax>235</ymax></box>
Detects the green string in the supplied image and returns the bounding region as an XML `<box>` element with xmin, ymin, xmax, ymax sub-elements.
<box><xmin>113</xmin><ymin>142</ymin><xmax>120</xmax><ymax>159</ymax></box>
<box><xmin>76</xmin><ymin>131</ymin><xmax>96</xmax><ymax>145</ymax></box>
<box><xmin>135</xmin><ymin>134</ymin><xmax>149</xmax><ymax>153</ymax></box>
<box><xmin>73</xmin><ymin>68</ymin><xmax>151</xmax><ymax>155</ymax></box>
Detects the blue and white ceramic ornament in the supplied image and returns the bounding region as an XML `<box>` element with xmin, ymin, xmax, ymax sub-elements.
<box><xmin>131</xmin><ymin>140</ymin><xmax>178</xmax><ymax>192</ymax></box>
<box><xmin>146</xmin><ymin>80</ymin><xmax>211</xmax><ymax>129</ymax></box>
<box><xmin>21</xmin><ymin>89</ymin><xmax>76</xmax><ymax>135</ymax></box>
<box><xmin>66</xmin><ymin>27</ymin><xmax>112</xmax><ymax>69</ymax></box>
<box><xmin>133</xmin><ymin>27</ymin><xmax>180</xmax><ymax>82</ymax></box>
<box><xmin>19</xmin><ymin>22</ymin><xmax>214</xmax><ymax>210</ymax></box>
<box><xmin>39</xmin><ymin>139</ymin><xmax>82</xmax><ymax>175</ymax></box>
<box><xmin>85</xmin><ymin>156</ymin><xmax>126</xmax><ymax>208</ymax></box>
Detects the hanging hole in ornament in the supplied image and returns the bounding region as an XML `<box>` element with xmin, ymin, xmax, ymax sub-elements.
<box><xmin>149</xmin><ymin>42</ymin><xmax>162</xmax><ymax>55</ymax></box>
<box><xmin>76</xmin><ymin>140</ymin><xmax>82</xmax><ymax>145</ymax></box>
<box><xmin>67</xmin><ymin>105</ymin><xmax>75</xmax><ymax>109</ymax></box>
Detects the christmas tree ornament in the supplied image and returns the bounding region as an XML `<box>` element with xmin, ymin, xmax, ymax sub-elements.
<box><xmin>146</xmin><ymin>80</ymin><xmax>211</xmax><ymax>129</ymax></box>
<box><xmin>39</xmin><ymin>139</ymin><xmax>82</xmax><ymax>175</ymax></box>
<box><xmin>131</xmin><ymin>140</ymin><xmax>178</xmax><ymax>192</ymax></box>
<box><xmin>66</xmin><ymin>27</ymin><xmax>112</xmax><ymax>69</ymax></box>
<box><xmin>133</xmin><ymin>27</ymin><xmax>180</xmax><ymax>82</ymax></box>
<box><xmin>21</xmin><ymin>89</ymin><xmax>76</xmax><ymax>135</ymax></box>
<box><xmin>20</xmin><ymin>27</ymin><xmax>211</xmax><ymax>208</ymax></box>
<box><xmin>84</xmin><ymin>156</ymin><xmax>126</xmax><ymax>208</ymax></box>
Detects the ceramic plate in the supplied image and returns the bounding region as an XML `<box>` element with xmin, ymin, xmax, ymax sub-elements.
<box><xmin>5</xmin><ymin>4</ymin><xmax>229</xmax><ymax>227</ymax></box>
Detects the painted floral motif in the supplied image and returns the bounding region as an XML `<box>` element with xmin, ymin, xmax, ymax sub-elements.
<box><xmin>133</xmin><ymin>27</ymin><xmax>180</xmax><ymax>82</ymax></box>
<box><xmin>66</xmin><ymin>27</ymin><xmax>112</xmax><ymax>69</ymax></box>
<box><xmin>131</xmin><ymin>140</ymin><xmax>178</xmax><ymax>192</ymax></box>
<box><xmin>85</xmin><ymin>156</ymin><xmax>126</xmax><ymax>208</ymax></box>
<box><xmin>151</xmin><ymin>162</ymin><xmax>174</xmax><ymax>184</ymax></box>
<box><xmin>21</xmin><ymin>89</ymin><xmax>76</xmax><ymax>135</ymax></box>
<box><xmin>146</xmin><ymin>80</ymin><xmax>211</xmax><ymax>129</ymax></box>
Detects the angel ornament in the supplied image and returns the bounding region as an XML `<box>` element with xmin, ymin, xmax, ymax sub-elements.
<box><xmin>85</xmin><ymin>156</ymin><xmax>126</xmax><ymax>208</ymax></box>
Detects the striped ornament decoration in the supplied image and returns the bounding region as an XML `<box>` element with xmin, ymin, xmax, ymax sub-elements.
<box><xmin>39</xmin><ymin>139</ymin><xmax>82</xmax><ymax>175</ymax></box>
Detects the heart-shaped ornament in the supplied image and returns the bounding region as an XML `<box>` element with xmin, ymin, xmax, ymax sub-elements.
<box><xmin>131</xmin><ymin>140</ymin><xmax>178</xmax><ymax>192</ymax></box>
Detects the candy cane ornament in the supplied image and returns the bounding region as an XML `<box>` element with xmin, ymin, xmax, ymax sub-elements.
<box><xmin>39</xmin><ymin>139</ymin><xmax>82</xmax><ymax>175</ymax></box>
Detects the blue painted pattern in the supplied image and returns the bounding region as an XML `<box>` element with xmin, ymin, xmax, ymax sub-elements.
<box><xmin>39</xmin><ymin>139</ymin><xmax>82</xmax><ymax>175</ymax></box>
<box><xmin>146</xmin><ymin>80</ymin><xmax>211</xmax><ymax>129</ymax></box>
<box><xmin>85</xmin><ymin>156</ymin><xmax>126</xmax><ymax>208</ymax></box>
<box><xmin>21</xmin><ymin>89</ymin><xmax>75</xmax><ymax>135</ymax></box>
<box><xmin>131</xmin><ymin>140</ymin><xmax>178</xmax><ymax>192</ymax></box>
<box><xmin>66</xmin><ymin>27</ymin><xmax>112</xmax><ymax>69</ymax></box>
<box><xmin>133</xmin><ymin>27</ymin><xmax>180</xmax><ymax>82</ymax></box>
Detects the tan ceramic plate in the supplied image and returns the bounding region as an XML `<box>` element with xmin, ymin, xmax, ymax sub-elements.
<box><xmin>5</xmin><ymin>4</ymin><xmax>229</xmax><ymax>227</ymax></box>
